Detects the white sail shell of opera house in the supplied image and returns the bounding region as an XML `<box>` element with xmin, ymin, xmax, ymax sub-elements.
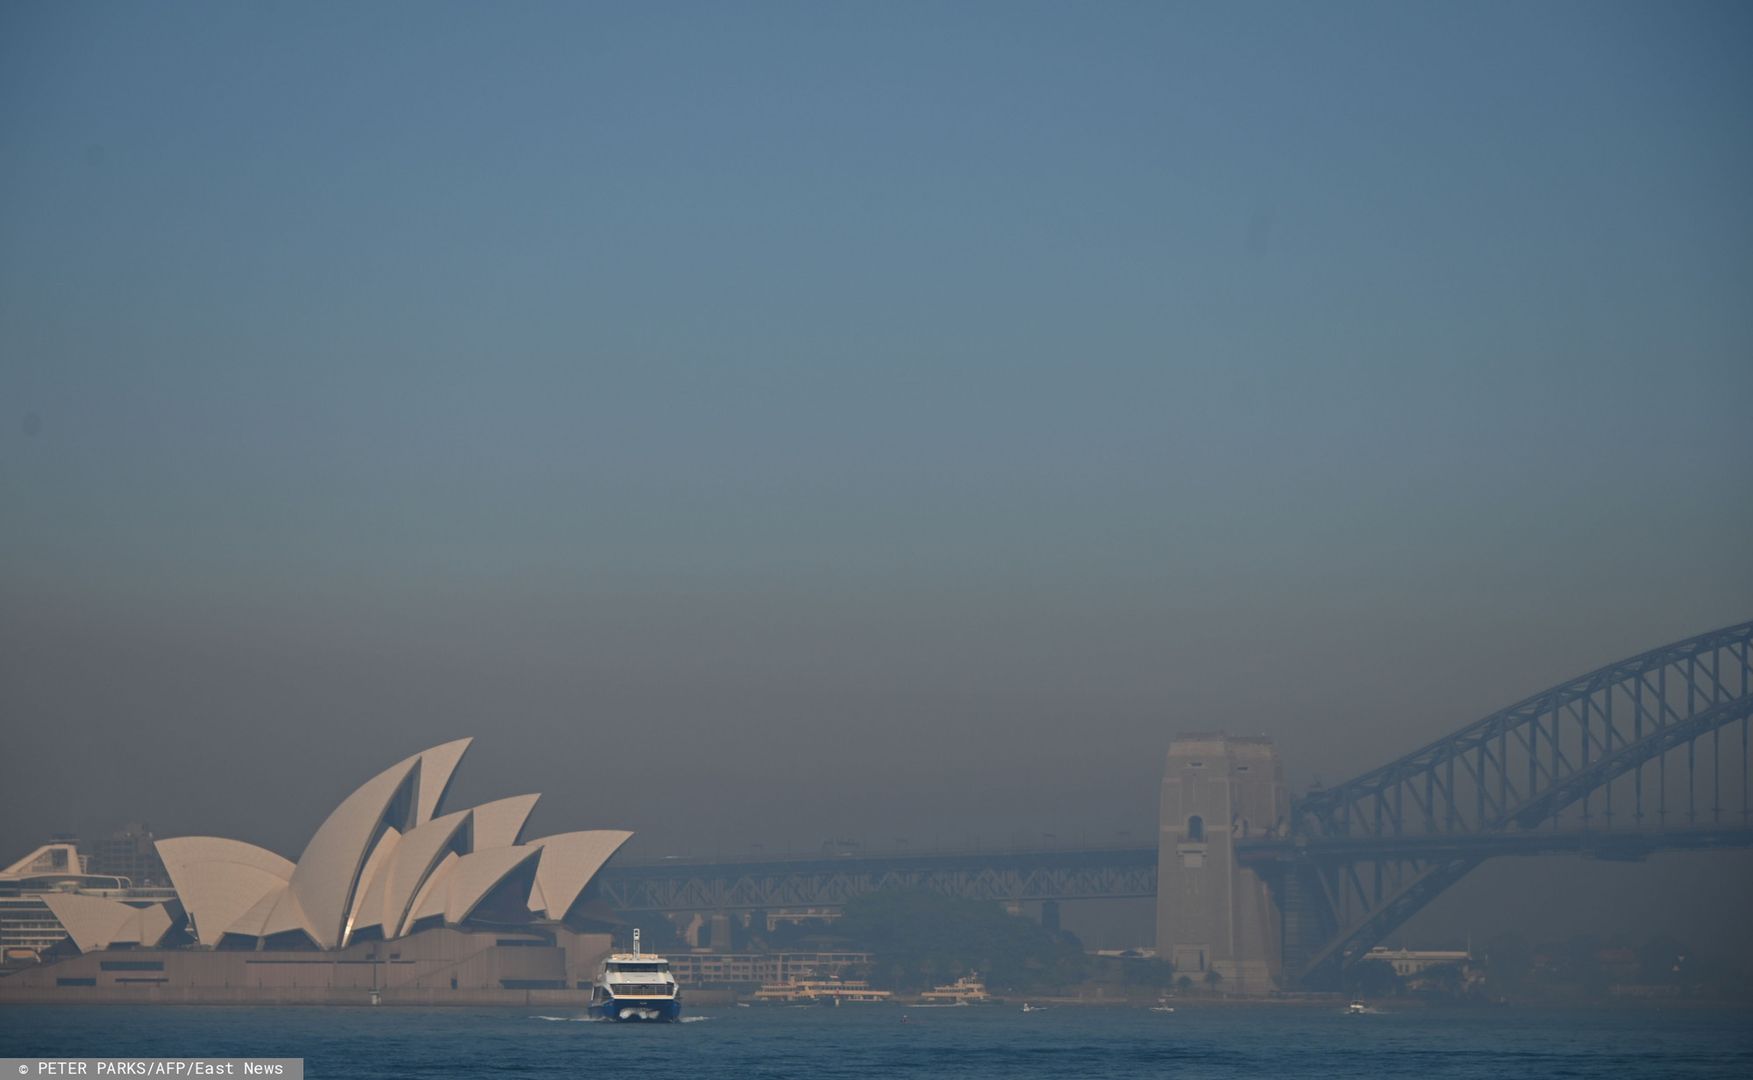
<box><xmin>41</xmin><ymin>893</ymin><xmax>176</xmax><ymax>953</ymax></box>
<box><xmin>434</xmin><ymin>846</ymin><xmax>544</xmax><ymax>927</ymax></box>
<box><xmin>342</xmin><ymin>824</ymin><xmax>402</xmax><ymax>944</ymax></box>
<box><xmin>470</xmin><ymin>793</ymin><xmax>540</xmax><ymax>849</ymax></box>
<box><xmin>155</xmin><ymin>837</ymin><xmax>294</xmax><ymax>947</ymax></box>
<box><xmin>349</xmin><ymin>811</ymin><xmax>465</xmax><ymax>942</ymax></box>
<box><xmin>278</xmin><ymin>740</ymin><xmax>460</xmax><ymax>949</ymax></box>
<box><xmin>527</xmin><ymin>830</ymin><xmax>634</xmax><ymax>920</ymax></box>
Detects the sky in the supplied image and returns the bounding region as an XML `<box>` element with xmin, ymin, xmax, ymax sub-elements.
<box><xmin>2</xmin><ymin>2</ymin><xmax>1750</xmax><ymax>951</ymax></box>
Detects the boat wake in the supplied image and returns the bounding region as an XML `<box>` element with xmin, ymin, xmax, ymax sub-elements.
<box><xmin>529</xmin><ymin>1015</ymin><xmax>610</xmax><ymax>1022</ymax></box>
<box><xmin>530</xmin><ymin>1013</ymin><xmax>704</xmax><ymax>1024</ymax></box>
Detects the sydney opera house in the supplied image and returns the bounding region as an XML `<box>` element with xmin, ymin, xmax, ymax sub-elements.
<box><xmin>0</xmin><ymin>739</ymin><xmax>631</xmax><ymax>1004</ymax></box>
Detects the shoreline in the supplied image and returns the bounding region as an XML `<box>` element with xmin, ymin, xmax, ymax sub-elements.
<box><xmin>5</xmin><ymin>991</ymin><xmax>1744</xmax><ymax>1011</ymax></box>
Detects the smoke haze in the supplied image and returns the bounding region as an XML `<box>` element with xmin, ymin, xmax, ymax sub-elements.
<box><xmin>3</xmin><ymin>1</ymin><xmax>1750</xmax><ymax>955</ymax></box>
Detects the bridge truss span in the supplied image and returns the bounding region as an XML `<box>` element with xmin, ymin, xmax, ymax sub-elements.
<box><xmin>1257</xmin><ymin>619</ymin><xmax>1753</xmax><ymax>987</ymax></box>
<box><xmin>596</xmin><ymin>847</ymin><xmax>1158</xmax><ymax>913</ymax></box>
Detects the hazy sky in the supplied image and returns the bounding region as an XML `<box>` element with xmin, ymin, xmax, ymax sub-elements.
<box><xmin>2</xmin><ymin>2</ymin><xmax>1749</xmax><ymax>947</ymax></box>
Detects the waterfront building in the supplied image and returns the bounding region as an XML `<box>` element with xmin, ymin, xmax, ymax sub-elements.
<box><xmin>87</xmin><ymin>823</ymin><xmax>170</xmax><ymax>887</ymax></box>
<box><xmin>1362</xmin><ymin>946</ymin><xmax>1472</xmax><ymax>978</ymax></box>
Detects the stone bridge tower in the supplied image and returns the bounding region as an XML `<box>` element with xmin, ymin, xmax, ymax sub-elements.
<box><xmin>1156</xmin><ymin>734</ymin><xmax>1287</xmax><ymax>991</ymax></box>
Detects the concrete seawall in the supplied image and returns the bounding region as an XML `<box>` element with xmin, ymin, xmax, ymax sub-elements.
<box><xmin>0</xmin><ymin>985</ymin><xmax>596</xmax><ymax>1007</ymax></box>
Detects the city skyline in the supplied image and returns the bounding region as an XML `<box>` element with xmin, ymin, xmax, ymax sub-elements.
<box><xmin>4</xmin><ymin>1</ymin><xmax>1750</xmax><ymax>963</ymax></box>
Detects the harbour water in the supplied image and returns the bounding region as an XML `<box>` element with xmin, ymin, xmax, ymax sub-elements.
<box><xmin>3</xmin><ymin>1002</ymin><xmax>1749</xmax><ymax>1078</ymax></box>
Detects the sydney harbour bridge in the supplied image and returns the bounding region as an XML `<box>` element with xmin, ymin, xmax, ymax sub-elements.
<box><xmin>597</xmin><ymin>619</ymin><xmax>1753</xmax><ymax>988</ymax></box>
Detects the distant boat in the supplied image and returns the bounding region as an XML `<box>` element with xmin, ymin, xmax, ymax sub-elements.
<box><xmin>1021</xmin><ymin>1002</ymin><xmax>1048</xmax><ymax>1013</ymax></box>
<box><xmin>917</xmin><ymin>974</ymin><xmax>990</xmax><ymax>1006</ymax></box>
<box><xmin>1347</xmin><ymin>1000</ymin><xmax>1368</xmax><ymax>1014</ymax></box>
<box><xmin>1149</xmin><ymin>995</ymin><xmax>1175</xmax><ymax>1013</ymax></box>
<box><xmin>751</xmin><ymin>977</ymin><xmax>893</xmax><ymax>1005</ymax></box>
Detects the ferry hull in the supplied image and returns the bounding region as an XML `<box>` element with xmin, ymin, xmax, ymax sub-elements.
<box><xmin>594</xmin><ymin>997</ymin><xmax>682</xmax><ymax>1022</ymax></box>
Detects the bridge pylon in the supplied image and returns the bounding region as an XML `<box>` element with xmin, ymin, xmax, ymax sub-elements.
<box><xmin>1156</xmin><ymin>734</ymin><xmax>1288</xmax><ymax>991</ymax></box>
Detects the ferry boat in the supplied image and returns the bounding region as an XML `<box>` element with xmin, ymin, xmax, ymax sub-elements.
<box><xmin>750</xmin><ymin>977</ymin><xmax>893</xmax><ymax>1005</ymax></box>
<box><xmin>591</xmin><ymin>929</ymin><xmax>682</xmax><ymax>1022</ymax></box>
<box><xmin>917</xmin><ymin>974</ymin><xmax>990</xmax><ymax>1005</ymax></box>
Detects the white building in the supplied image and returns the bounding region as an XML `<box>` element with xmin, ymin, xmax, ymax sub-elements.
<box><xmin>1</xmin><ymin>739</ymin><xmax>634</xmax><ymax>1000</ymax></box>
<box><xmin>1363</xmin><ymin>945</ymin><xmax>1471</xmax><ymax>978</ymax></box>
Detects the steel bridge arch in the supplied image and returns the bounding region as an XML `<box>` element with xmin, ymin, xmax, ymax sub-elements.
<box><xmin>1267</xmin><ymin>619</ymin><xmax>1753</xmax><ymax>987</ymax></box>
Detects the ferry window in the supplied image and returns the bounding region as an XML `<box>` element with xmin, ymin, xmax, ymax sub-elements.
<box><xmin>1187</xmin><ymin>815</ymin><xmax>1205</xmax><ymax>842</ymax></box>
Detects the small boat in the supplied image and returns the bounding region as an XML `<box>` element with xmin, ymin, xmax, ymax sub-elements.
<box><xmin>1347</xmin><ymin>999</ymin><xmax>1368</xmax><ymax>1014</ymax></box>
<box><xmin>1149</xmin><ymin>996</ymin><xmax>1175</xmax><ymax>1013</ymax></box>
<box><xmin>1021</xmin><ymin>1002</ymin><xmax>1048</xmax><ymax>1013</ymax></box>
<box><xmin>590</xmin><ymin>929</ymin><xmax>682</xmax><ymax>1022</ymax></box>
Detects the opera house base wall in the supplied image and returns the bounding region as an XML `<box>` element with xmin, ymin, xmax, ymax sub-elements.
<box><xmin>0</xmin><ymin>985</ymin><xmax>597</xmax><ymax>1007</ymax></box>
<box><xmin>0</xmin><ymin>927</ymin><xmax>612</xmax><ymax>1007</ymax></box>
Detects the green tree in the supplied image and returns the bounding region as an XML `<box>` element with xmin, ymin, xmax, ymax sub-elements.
<box><xmin>1636</xmin><ymin>936</ymin><xmax>1687</xmax><ymax>985</ymax></box>
<box><xmin>1553</xmin><ymin>936</ymin><xmax>1606</xmax><ymax>997</ymax></box>
<box><xmin>1345</xmin><ymin>958</ymin><xmax>1401</xmax><ymax>998</ymax></box>
<box><xmin>1124</xmin><ymin>958</ymin><xmax>1178</xmax><ymax>989</ymax></box>
<box><xmin>1479</xmin><ymin>932</ymin><xmax>1532</xmax><ymax>990</ymax></box>
<box><xmin>835</xmin><ymin>890</ymin><xmax>1087</xmax><ymax>993</ymax></box>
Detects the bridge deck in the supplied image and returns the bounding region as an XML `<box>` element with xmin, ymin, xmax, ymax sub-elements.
<box><xmin>1238</xmin><ymin>827</ymin><xmax>1753</xmax><ymax>864</ymax></box>
<box><xmin>593</xmin><ymin>828</ymin><xmax>1752</xmax><ymax>912</ymax></box>
<box><xmin>595</xmin><ymin>846</ymin><xmax>1158</xmax><ymax>911</ymax></box>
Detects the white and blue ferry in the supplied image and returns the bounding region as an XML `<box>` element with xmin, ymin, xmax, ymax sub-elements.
<box><xmin>591</xmin><ymin>929</ymin><xmax>682</xmax><ymax>1022</ymax></box>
